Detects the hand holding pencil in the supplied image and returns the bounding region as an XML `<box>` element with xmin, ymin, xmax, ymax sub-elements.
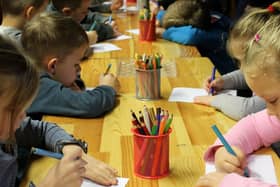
<box><xmin>99</xmin><ymin>64</ymin><xmax>120</xmax><ymax>92</ymax></box>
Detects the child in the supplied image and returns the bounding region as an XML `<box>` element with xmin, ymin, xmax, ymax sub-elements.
<box><xmin>48</xmin><ymin>0</ymin><xmax>119</xmax><ymax>43</ymax></box>
<box><xmin>193</xmin><ymin>5</ymin><xmax>278</xmax><ymax>120</ymax></box>
<box><xmin>156</xmin><ymin>0</ymin><xmax>237</xmax><ymax>75</ymax></box>
<box><xmin>0</xmin><ymin>0</ymin><xmax>49</xmax><ymax>46</ymax></box>
<box><xmin>21</xmin><ymin>12</ymin><xmax>120</xmax><ymax>120</ymax></box>
<box><xmin>0</xmin><ymin>37</ymin><xmax>118</xmax><ymax>186</ymax></box>
<box><xmin>196</xmin><ymin>4</ymin><xmax>280</xmax><ymax>187</ymax></box>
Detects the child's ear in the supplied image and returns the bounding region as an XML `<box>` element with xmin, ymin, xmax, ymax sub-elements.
<box><xmin>47</xmin><ymin>58</ymin><xmax>58</xmax><ymax>75</ymax></box>
<box><xmin>25</xmin><ymin>6</ymin><xmax>36</xmax><ymax>20</ymax></box>
<box><xmin>62</xmin><ymin>7</ymin><xmax>72</xmax><ymax>16</ymax></box>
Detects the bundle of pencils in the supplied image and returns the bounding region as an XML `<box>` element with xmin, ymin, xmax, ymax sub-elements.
<box><xmin>135</xmin><ymin>53</ymin><xmax>162</xmax><ymax>70</ymax></box>
<box><xmin>135</xmin><ymin>53</ymin><xmax>162</xmax><ymax>99</ymax></box>
<box><xmin>131</xmin><ymin>106</ymin><xmax>172</xmax><ymax>178</ymax></box>
<box><xmin>139</xmin><ymin>8</ymin><xmax>156</xmax><ymax>41</ymax></box>
<box><xmin>130</xmin><ymin>106</ymin><xmax>173</xmax><ymax>136</ymax></box>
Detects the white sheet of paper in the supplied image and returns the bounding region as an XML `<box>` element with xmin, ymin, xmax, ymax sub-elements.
<box><xmin>81</xmin><ymin>177</ymin><xmax>129</xmax><ymax>187</ymax></box>
<box><xmin>168</xmin><ymin>87</ymin><xmax>208</xmax><ymax>103</ymax></box>
<box><xmin>126</xmin><ymin>29</ymin><xmax>139</xmax><ymax>35</ymax></box>
<box><xmin>205</xmin><ymin>155</ymin><xmax>278</xmax><ymax>185</ymax></box>
<box><xmin>91</xmin><ymin>43</ymin><xmax>121</xmax><ymax>53</ymax></box>
<box><xmin>106</xmin><ymin>35</ymin><xmax>132</xmax><ymax>41</ymax></box>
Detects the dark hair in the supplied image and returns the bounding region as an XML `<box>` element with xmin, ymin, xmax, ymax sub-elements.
<box><xmin>21</xmin><ymin>12</ymin><xmax>89</xmax><ymax>66</ymax></box>
<box><xmin>162</xmin><ymin>0</ymin><xmax>211</xmax><ymax>30</ymax></box>
<box><xmin>52</xmin><ymin>0</ymin><xmax>82</xmax><ymax>11</ymax></box>
<box><xmin>2</xmin><ymin>0</ymin><xmax>46</xmax><ymax>16</ymax></box>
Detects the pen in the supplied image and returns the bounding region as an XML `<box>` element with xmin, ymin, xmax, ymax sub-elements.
<box><xmin>211</xmin><ymin>125</ymin><xmax>250</xmax><ymax>177</ymax></box>
<box><xmin>209</xmin><ymin>67</ymin><xmax>216</xmax><ymax>95</ymax></box>
<box><xmin>31</xmin><ymin>147</ymin><xmax>62</xmax><ymax>159</ymax></box>
<box><xmin>108</xmin><ymin>15</ymin><xmax>112</xmax><ymax>24</ymax></box>
<box><xmin>89</xmin><ymin>20</ymin><xmax>97</xmax><ymax>31</ymax></box>
<box><xmin>104</xmin><ymin>63</ymin><xmax>112</xmax><ymax>74</ymax></box>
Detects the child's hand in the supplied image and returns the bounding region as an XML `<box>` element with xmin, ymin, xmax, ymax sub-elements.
<box><xmin>39</xmin><ymin>147</ymin><xmax>86</xmax><ymax>187</ymax></box>
<box><xmin>82</xmin><ymin>154</ymin><xmax>118</xmax><ymax>186</ymax></box>
<box><xmin>87</xmin><ymin>31</ymin><xmax>98</xmax><ymax>45</ymax></box>
<box><xmin>214</xmin><ymin>146</ymin><xmax>246</xmax><ymax>175</ymax></box>
<box><xmin>156</xmin><ymin>27</ymin><xmax>166</xmax><ymax>38</ymax></box>
<box><xmin>204</xmin><ymin>76</ymin><xmax>224</xmax><ymax>94</ymax></box>
<box><xmin>195</xmin><ymin>171</ymin><xmax>226</xmax><ymax>187</ymax></box>
<box><xmin>109</xmin><ymin>21</ymin><xmax>121</xmax><ymax>37</ymax></box>
<box><xmin>193</xmin><ymin>96</ymin><xmax>214</xmax><ymax>106</ymax></box>
<box><xmin>111</xmin><ymin>0</ymin><xmax>123</xmax><ymax>11</ymax></box>
<box><xmin>99</xmin><ymin>73</ymin><xmax>120</xmax><ymax>93</ymax></box>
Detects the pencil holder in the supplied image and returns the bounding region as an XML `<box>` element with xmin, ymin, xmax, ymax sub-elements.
<box><xmin>139</xmin><ymin>19</ymin><xmax>156</xmax><ymax>41</ymax></box>
<box><xmin>135</xmin><ymin>68</ymin><xmax>161</xmax><ymax>100</ymax></box>
<box><xmin>132</xmin><ymin>128</ymin><xmax>171</xmax><ymax>179</ymax></box>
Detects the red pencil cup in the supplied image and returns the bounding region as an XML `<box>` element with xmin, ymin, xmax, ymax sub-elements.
<box><xmin>132</xmin><ymin>128</ymin><xmax>172</xmax><ymax>179</ymax></box>
<box><xmin>135</xmin><ymin>68</ymin><xmax>161</xmax><ymax>100</ymax></box>
<box><xmin>139</xmin><ymin>19</ymin><xmax>156</xmax><ymax>41</ymax></box>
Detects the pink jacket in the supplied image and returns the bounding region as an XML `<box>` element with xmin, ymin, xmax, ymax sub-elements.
<box><xmin>204</xmin><ymin>109</ymin><xmax>280</xmax><ymax>187</ymax></box>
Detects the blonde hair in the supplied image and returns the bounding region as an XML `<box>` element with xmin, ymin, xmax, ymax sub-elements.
<box><xmin>21</xmin><ymin>12</ymin><xmax>89</xmax><ymax>68</ymax></box>
<box><xmin>162</xmin><ymin>0</ymin><xmax>211</xmax><ymax>29</ymax></box>
<box><xmin>243</xmin><ymin>2</ymin><xmax>280</xmax><ymax>78</ymax></box>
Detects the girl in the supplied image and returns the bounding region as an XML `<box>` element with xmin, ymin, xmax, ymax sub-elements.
<box><xmin>0</xmin><ymin>37</ymin><xmax>118</xmax><ymax>186</ymax></box>
<box><xmin>196</xmin><ymin>3</ymin><xmax>280</xmax><ymax>187</ymax></box>
<box><xmin>193</xmin><ymin>2</ymin><xmax>280</xmax><ymax>120</ymax></box>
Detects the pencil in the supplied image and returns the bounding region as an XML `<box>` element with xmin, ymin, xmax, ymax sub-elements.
<box><xmin>89</xmin><ymin>20</ymin><xmax>97</xmax><ymax>31</ymax></box>
<box><xmin>104</xmin><ymin>63</ymin><xmax>112</xmax><ymax>74</ymax></box>
<box><xmin>31</xmin><ymin>147</ymin><xmax>63</xmax><ymax>159</ymax></box>
<box><xmin>209</xmin><ymin>67</ymin><xmax>216</xmax><ymax>95</ymax></box>
<box><xmin>211</xmin><ymin>125</ymin><xmax>249</xmax><ymax>177</ymax></box>
<box><xmin>108</xmin><ymin>15</ymin><xmax>112</xmax><ymax>24</ymax></box>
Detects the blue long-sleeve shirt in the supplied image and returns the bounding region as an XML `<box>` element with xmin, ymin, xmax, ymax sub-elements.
<box><xmin>27</xmin><ymin>72</ymin><xmax>116</xmax><ymax>120</ymax></box>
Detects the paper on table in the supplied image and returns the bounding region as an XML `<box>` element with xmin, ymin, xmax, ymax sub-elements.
<box><xmin>205</xmin><ymin>155</ymin><xmax>278</xmax><ymax>185</ymax></box>
<box><xmin>168</xmin><ymin>87</ymin><xmax>208</xmax><ymax>103</ymax></box>
<box><xmin>168</xmin><ymin>87</ymin><xmax>237</xmax><ymax>103</ymax></box>
<box><xmin>106</xmin><ymin>35</ymin><xmax>132</xmax><ymax>41</ymax></box>
<box><xmin>81</xmin><ymin>177</ymin><xmax>129</xmax><ymax>187</ymax></box>
<box><xmin>91</xmin><ymin>43</ymin><xmax>121</xmax><ymax>53</ymax></box>
<box><xmin>126</xmin><ymin>29</ymin><xmax>139</xmax><ymax>35</ymax></box>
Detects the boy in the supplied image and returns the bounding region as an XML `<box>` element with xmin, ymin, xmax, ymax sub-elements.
<box><xmin>21</xmin><ymin>12</ymin><xmax>120</xmax><ymax>120</ymax></box>
<box><xmin>0</xmin><ymin>0</ymin><xmax>49</xmax><ymax>46</ymax></box>
<box><xmin>48</xmin><ymin>0</ymin><xmax>119</xmax><ymax>43</ymax></box>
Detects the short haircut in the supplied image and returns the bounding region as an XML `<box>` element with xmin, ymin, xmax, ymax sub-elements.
<box><xmin>162</xmin><ymin>0</ymin><xmax>211</xmax><ymax>29</ymax></box>
<box><xmin>52</xmin><ymin>0</ymin><xmax>82</xmax><ymax>11</ymax></box>
<box><xmin>0</xmin><ymin>36</ymin><xmax>39</xmax><ymax>112</ymax></box>
<box><xmin>2</xmin><ymin>0</ymin><xmax>46</xmax><ymax>16</ymax></box>
<box><xmin>21</xmin><ymin>12</ymin><xmax>89</xmax><ymax>67</ymax></box>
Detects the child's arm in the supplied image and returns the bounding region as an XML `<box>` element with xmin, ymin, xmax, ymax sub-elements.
<box><xmin>196</xmin><ymin>172</ymin><xmax>278</xmax><ymax>187</ymax></box>
<box><xmin>204</xmin><ymin>109</ymin><xmax>280</xmax><ymax>162</ymax></box>
<box><xmin>222</xmin><ymin>70</ymin><xmax>250</xmax><ymax>90</ymax></box>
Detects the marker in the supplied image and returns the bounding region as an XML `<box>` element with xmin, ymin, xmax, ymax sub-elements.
<box><xmin>31</xmin><ymin>147</ymin><xmax>62</xmax><ymax>159</ymax></box>
<box><xmin>89</xmin><ymin>20</ymin><xmax>97</xmax><ymax>31</ymax></box>
<box><xmin>211</xmin><ymin>125</ymin><xmax>250</xmax><ymax>177</ymax></box>
<box><xmin>209</xmin><ymin>67</ymin><xmax>216</xmax><ymax>95</ymax></box>
<box><xmin>104</xmin><ymin>63</ymin><xmax>112</xmax><ymax>74</ymax></box>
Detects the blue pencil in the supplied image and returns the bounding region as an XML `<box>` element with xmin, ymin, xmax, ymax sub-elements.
<box><xmin>211</xmin><ymin>125</ymin><xmax>249</xmax><ymax>177</ymax></box>
<box><xmin>209</xmin><ymin>67</ymin><xmax>216</xmax><ymax>95</ymax></box>
<box><xmin>108</xmin><ymin>15</ymin><xmax>112</xmax><ymax>24</ymax></box>
<box><xmin>89</xmin><ymin>20</ymin><xmax>97</xmax><ymax>31</ymax></box>
<box><xmin>31</xmin><ymin>147</ymin><xmax>63</xmax><ymax>159</ymax></box>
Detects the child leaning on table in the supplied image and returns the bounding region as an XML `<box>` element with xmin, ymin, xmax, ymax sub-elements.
<box><xmin>21</xmin><ymin>12</ymin><xmax>120</xmax><ymax>120</ymax></box>
<box><xmin>156</xmin><ymin>0</ymin><xmax>237</xmax><ymax>75</ymax></box>
<box><xmin>48</xmin><ymin>0</ymin><xmax>119</xmax><ymax>44</ymax></box>
<box><xmin>0</xmin><ymin>37</ymin><xmax>118</xmax><ymax>187</ymax></box>
<box><xmin>196</xmin><ymin>7</ymin><xmax>280</xmax><ymax>187</ymax></box>
<box><xmin>193</xmin><ymin>3</ymin><xmax>280</xmax><ymax>120</ymax></box>
<box><xmin>0</xmin><ymin>0</ymin><xmax>49</xmax><ymax>46</ymax></box>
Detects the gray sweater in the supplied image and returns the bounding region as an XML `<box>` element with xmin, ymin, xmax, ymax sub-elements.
<box><xmin>211</xmin><ymin>70</ymin><xmax>266</xmax><ymax>120</ymax></box>
<box><xmin>0</xmin><ymin>117</ymin><xmax>74</xmax><ymax>187</ymax></box>
<box><xmin>27</xmin><ymin>72</ymin><xmax>116</xmax><ymax>119</ymax></box>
